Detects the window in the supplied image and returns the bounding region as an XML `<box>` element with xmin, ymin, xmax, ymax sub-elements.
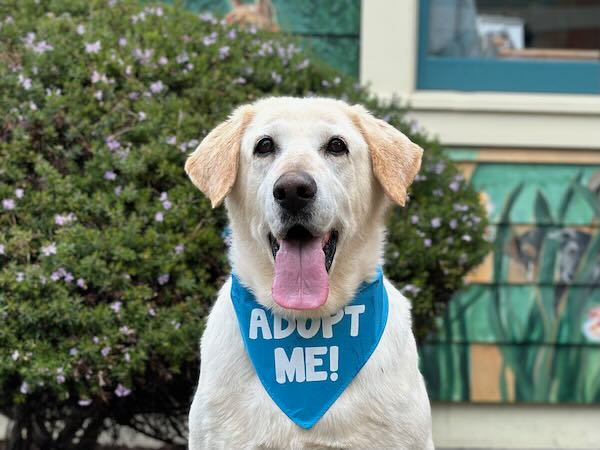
<box><xmin>418</xmin><ymin>0</ymin><xmax>600</xmax><ymax>93</ymax></box>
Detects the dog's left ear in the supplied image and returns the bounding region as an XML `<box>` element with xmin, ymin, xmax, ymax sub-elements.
<box><xmin>351</xmin><ymin>105</ymin><xmax>423</xmax><ymax>207</ymax></box>
<box><xmin>185</xmin><ymin>105</ymin><xmax>254</xmax><ymax>208</ymax></box>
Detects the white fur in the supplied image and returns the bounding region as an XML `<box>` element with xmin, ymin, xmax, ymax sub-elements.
<box><xmin>188</xmin><ymin>97</ymin><xmax>434</xmax><ymax>449</ymax></box>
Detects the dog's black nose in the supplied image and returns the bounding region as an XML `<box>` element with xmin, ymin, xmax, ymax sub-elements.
<box><xmin>273</xmin><ymin>171</ymin><xmax>317</xmax><ymax>214</ymax></box>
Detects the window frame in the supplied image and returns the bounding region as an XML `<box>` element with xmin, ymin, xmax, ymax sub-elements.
<box><xmin>416</xmin><ymin>0</ymin><xmax>600</xmax><ymax>94</ymax></box>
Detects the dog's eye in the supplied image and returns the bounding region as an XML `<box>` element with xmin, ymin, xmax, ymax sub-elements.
<box><xmin>254</xmin><ymin>137</ymin><xmax>275</xmax><ymax>156</ymax></box>
<box><xmin>326</xmin><ymin>137</ymin><xmax>348</xmax><ymax>156</ymax></box>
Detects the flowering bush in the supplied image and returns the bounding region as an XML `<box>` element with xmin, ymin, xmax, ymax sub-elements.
<box><xmin>0</xmin><ymin>0</ymin><xmax>488</xmax><ymax>447</ymax></box>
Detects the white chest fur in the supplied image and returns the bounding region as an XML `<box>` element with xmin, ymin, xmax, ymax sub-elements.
<box><xmin>188</xmin><ymin>278</ymin><xmax>434</xmax><ymax>450</ymax></box>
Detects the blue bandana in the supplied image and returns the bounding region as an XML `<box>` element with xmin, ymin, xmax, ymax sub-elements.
<box><xmin>230</xmin><ymin>269</ymin><xmax>388</xmax><ymax>429</ymax></box>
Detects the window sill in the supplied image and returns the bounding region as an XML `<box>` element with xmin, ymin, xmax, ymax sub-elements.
<box><xmin>397</xmin><ymin>91</ymin><xmax>600</xmax><ymax>150</ymax></box>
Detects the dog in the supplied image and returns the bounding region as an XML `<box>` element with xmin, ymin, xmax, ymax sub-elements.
<box><xmin>185</xmin><ymin>97</ymin><xmax>433</xmax><ymax>449</ymax></box>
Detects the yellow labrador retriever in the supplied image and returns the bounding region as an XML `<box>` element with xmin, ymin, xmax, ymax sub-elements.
<box><xmin>186</xmin><ymin>97</ymin><xmax>433</xmax><ymax>449</ymax></box>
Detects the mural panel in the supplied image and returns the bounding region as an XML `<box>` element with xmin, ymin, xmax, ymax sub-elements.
<box><xmin>423</xmin><ymin>155</ymin><xmax>600</xmax><ymax>404</ymax></box>
<box><xmin>169</xmin><ymin>0</ymin><xmax>360</xmax><ymax>76</ymax></box>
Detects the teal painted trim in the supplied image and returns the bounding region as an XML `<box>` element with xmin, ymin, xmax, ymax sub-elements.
<box><xmin>417</xmin><ymin>0</ymin><xmax>600</xmax><ymax>94</ymax></box>
<box><xmin>444</xmin><ymin>149</ymin><xmax>479</xmax><ymax>161</ymax></box>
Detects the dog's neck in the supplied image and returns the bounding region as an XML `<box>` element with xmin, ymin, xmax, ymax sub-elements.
<box><xmin>227</xmin><ymin>221</ymin><xmax>387</xmax><ymax>319</ymax></box>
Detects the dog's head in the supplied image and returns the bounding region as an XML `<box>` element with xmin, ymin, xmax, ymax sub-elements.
<box><xmin>186</xmin><ymin>97</ymin><xmax>422</xmax><ymax>315</ymax></box>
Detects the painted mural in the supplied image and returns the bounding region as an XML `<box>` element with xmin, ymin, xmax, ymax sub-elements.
<box><xmin>168</xmin><ymin>0</ymin><xmax>360</xmax><ymax>77</ymax></box>
<box><xmin>422</xmin><ymin>152</ymin><xmax>600</xmax><ymax>404</ymax></box>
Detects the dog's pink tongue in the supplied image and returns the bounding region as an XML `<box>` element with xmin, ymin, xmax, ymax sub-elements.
<box><xmin>272</xmin><ymin>237</ymin><xmax>329</xmax><ymax>310</ymax></box>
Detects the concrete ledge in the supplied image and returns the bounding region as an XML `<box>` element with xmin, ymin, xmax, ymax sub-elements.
<box><xmin>432</xmin><ymin>402</ymin><xmax>600</xmax><ymax>449</ymax></box>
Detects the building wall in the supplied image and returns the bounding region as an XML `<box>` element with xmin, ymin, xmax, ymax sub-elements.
<box><xmin>174</xmin><ymin>0</ymin><xmax>361</xmax><ymax>77</ymax></box>
<box><xmin>360</xmin><ymin>1</ymin><xmax>600</xmax><ymax>448</ymax></box>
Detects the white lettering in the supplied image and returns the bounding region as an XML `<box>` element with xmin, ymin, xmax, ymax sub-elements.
<box><xmin>273</xmin><ymin>315</ymin><xmax>295</xmax><ymax>339</ymax></box>
<box><xmin>321</xmin><ymin>310</ymin><xmax>344</xmax><ymax>338</ymax></box>
<box><xmin>297</xmin><ymin>318</ymin><xmax>320</xmax><ymax>338</ymax></box>
<box><xmin>305</xmin><ymin>346</ymin><xmax>328</xmax><ymax>382</ymax></box>
<box><xmin>275</xmin><ymin>347</ymin><xmax>305</xmax><ymax>383</ymax></box>
<box><xmin>249</xmin><ymin>308</ymin><xmax>272</xmax><ymax>340</ymax></box>
<box><xmin>344</xmin><ymin>304</ymin><xmax>365</xmax><ymax>336</ymax></box>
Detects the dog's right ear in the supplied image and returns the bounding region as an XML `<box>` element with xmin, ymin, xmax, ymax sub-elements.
<box><xmin>351</xmin><ymin>105</ymin><xmax>423</xmax><ymax>207</ymax></box>
<box><xmin>185</xmin><ymin>105</ymin><xmax>254</xmax><ymax>208</ymax></box>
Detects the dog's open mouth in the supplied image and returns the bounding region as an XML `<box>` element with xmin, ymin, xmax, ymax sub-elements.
<box><xmin>269</xmin><ymin>226</ymin><xmax>338</xmax><ymax>310</ymax></box>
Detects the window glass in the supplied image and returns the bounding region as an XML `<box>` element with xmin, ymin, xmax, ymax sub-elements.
<box><xmin>428</xmin><ymin>0</ymin><xmax>600</xmax><ymax>61</ymax></box>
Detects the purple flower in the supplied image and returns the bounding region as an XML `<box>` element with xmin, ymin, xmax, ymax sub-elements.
<box><xmin>166</xmin><ymin>136</ymin><xmax>177</xmax><ymax>145</ymax></box>
<box><xmin>158</xmin><ymin>56</ymin><xmax>168</xmax><ymax>65</ymax></box>
<box><xmin>199</xmin><ymin>12</ymin><xmax>215</xmax><ymax>23</ymax></box>
<box><xmin>431</xmin><ymin>218</ymin><xmax>441</xmax><ymax>228</ymax></box>
<box><xmin>110</xmin><ymin>301</ymin><xmax>122</xmax><ymax>313</ymax></box>
<box><xmin>104</xmin><ymin>170</ymin><xmax>117</xmax><ymax>181</ymax></box>
<box><xmin>218</xmin><ymin>45</ymin><xmax>230</xmax><ymax>59</ymax></box>
<box><xmin>271</xmin><ymin>72</ymin><xmax>282</xmax><ymax>84</ymax></box>
<box><xmin>127</xmin><ymin>91</ymin><xmax>139</xmax><ymax>100</ymax></box>
<box><xmin>449</xmin><ymin>180</ymin><xmax>460</xmax><ymax>192</ymax></box>
<box><xmin>132</xmin><ymin>47</ymin><xmax>154</xmax><ymax>65</ymax></box>
<box><xmin>424</xmin><ymin>238</ymin><xmax>432</xmax><ymax>247</ymax></box>
<box><xmin>297</xmin><ymin>59</ymin><xmax>310</xmax><ymax>70</ymax></box>
<box><xmin>233</xmin><ymin>77</ymin><xmax>246</xmax><ymax>85</ymax></box>
<box><xmin>76</xmin><ymin>278</ymin><xmax>86</xmax><ymax>288</ymax></box>
<box><xmin>54</xmin><ymin>213</ymin><xmax>76</xmax><ymax>226</ymax></box>
<box><xmin>56</xmin><ymin>374</ymin><xmax>66</xmax><ymax>384</ymax></box>
<box><xmin>175</xmin><ymin>244</ymin><xmax>185</xmax><ymax>255</ymax></box>
<box><xmin>157</xmin><ymin>273</ymin><xmax>169</xmax><ymax>285</ymax></box>
<box><xmin>175</xmin><ymin>52</ymin><xmax>189</xmax><ymax>64</ymax></box>
<box><xmin>64</xmin><ymin>272</ymin><xmax>74</xmax><ymax>283</ymax></box>
<box><xmin>3</xmin><ymin>198</ymin><xmax>16</xmax><ymax>210</ymax></box>
<box><xmin>159</xmin><ymin>192</ymin><xmax>168</xmax><ymax>202</ymax></box>
<box><xmin>76</xmin><ymin>24</ymin><xmax>85</xmax><ymax>35</ymax></box>
<box><xmin>203</xmin><ymin>32</ymin><xmax>217</xmax><ymax>46</ymax></box>
<box><xmin>227</xmin><ymin>29</ymin><xmax>237</xmax><ymax>40</ymax></box>
<box><xmin>401</xmin><ymin>284</ymin><xmax>421</xmax><ymax>297</ymax></box>
<box><xmin>33</xmin><ymin>40</ymin><xmax>53</xmax><ymax>54</ymax></box>
<box><xmin>100</xmin><ymin>346</ymin><xmax>111</xmax><ymax>357</ymax></box>
<box><xmin>41</xmin><ymin>242</ymin><xmax>57</xmax><ymax>256</ymax></box>
<box><xmin>186</xmin><ymin>139</ymin><xmax>199</xmax><ymax>149</ymax></box>
<box><xmin>114</xmin><ymin>384</ymin><xmax>131</xmax><ymax>397</ymax></box>
<box><xmin>50</xmin><ymin>271</ymin><xmax>62</xmax><ymax>282</ymax></box>
<box><xmin>69</xmin><ymin>348</ymin><xmax>78</xmax><ymax>356</ymax></box>
<box><xmin>119</xmin><ymin>325</ymin><xmax>134</xmax><ymax>335</ymax></box>
<box><xmin>20</xmin><ymin>382</ymin><xmax>29</xmax><ymax>395</ymax></box>
<box><xmin>150</xmin><ymin>80</ymin><xmax>164</xmax><ymax>93</ymax></box>
<box><xmin>91</xmin><ymin>70</ymin><xmax>107</xmax><ymax>84</ymax></box>
<box><xmin>154</xmin><ymin>212</ymin><xmax>164</xmax><ymax>222</ymax></box>
<box><xmin>23</xmin><ymin>32</ymin><xmax>36</xmax><ymax>46</ymax></box>
<box><xmin>118</xmin><ymin>37</ymin><xmax>127</xmax><ymax>47</ymax></box>
<box><xmin>162</xmin><ymin>200</ymin><xmax>172</xmax><ymax>210</ymax></box>
<box><xmin>410</xmin><ymin>215</ymin><xmax>419</xmax><ymax>225</ymax></box>
<box><xmin>114</xmin><ymin>186</ymin><xmax>123</xmax><ymax>196</ymax></box>
<box><xmin>84</xmin><ymin>41</ymin><xmax>101</xmax><ymax>54</ymax></box>
<box><xmin>78</xmin><ymin>398</ymin><xmax>92</xmax><ymax>407</ymax></box>
<box><xmin>15</xmin><ymin>188</ymin><xmax>24</xmax><ymax>199</ymax></box>
<box><xmin>462</xmin><ymin>234</ymin><xmax>472</xmax><ymax>242</ymax></box>
<box><xmin>105</xmin><ymin>135</ymin><xmax>121</xmax><ymax>151</ymax></box>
